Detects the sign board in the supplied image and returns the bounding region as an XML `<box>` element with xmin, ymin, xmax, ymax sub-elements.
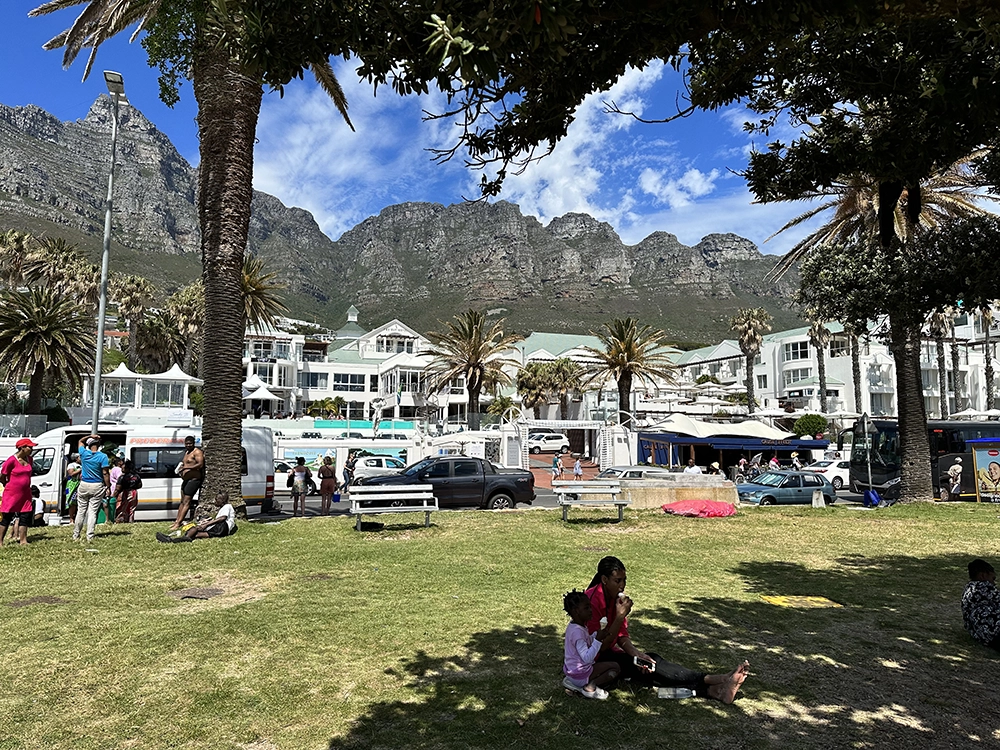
<box><xmin>971</xmin><ymin>441</ymin><xmax>1000</xmax><ymax>503</ymax></box>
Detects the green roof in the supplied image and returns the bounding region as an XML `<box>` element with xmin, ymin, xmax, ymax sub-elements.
<box><xmin>326</xmin><ymin>344</ymin><xmax>367</xmax><ymax>364</ymax></box>
<box><xmin>516</xmin><ymin>332</ymin><xmax>604</xmax><ymax>357</ymax></box>
<box><xmin>336</xmin><ymin>321</ymin><xmax>368</xmax><ymax>338</ymax></box>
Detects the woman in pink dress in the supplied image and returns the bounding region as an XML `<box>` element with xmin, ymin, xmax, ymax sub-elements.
<box><xmin>1</xmin><ymin>438</ymin><xmax>37</xmax><ymax>547</ymax></box>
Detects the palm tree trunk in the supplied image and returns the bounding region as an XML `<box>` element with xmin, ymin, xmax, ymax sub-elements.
<box><xmin>950</xmin><ymin>322</ymin><xmax>962</xmax><ymax>411</ymax></box>
<box><xmin>936</xmin><ymin>334</ymin><xmax>948</xmax><ymax>419</ymax></box>
<box><xmin>745</xmin><ymin>353</ymin><xmax>755</xmax><ymax>415</ymax></box>
<box><xmin>817</xmin><ymin>348</ymin><xmax>827</xmax><ymax>413</ymax></box>
<box><xmin>985</xmin><ymin>323</ymin><xmax>994</xmax><ymax>411</ymax></box>
<box><xmin>560</xmin><ymin>394</ymin><xmax>569</xmax><ymax>420</ymax></box>
<box><xmin>26</xmin><ymin>365</ymin><xmax>44</xmax><ymax>415</ymax></box>
<box><xmin>889</xmin><ymin>315</ymin><xmax>933</xmax><ymax>502</ymax></box>
<box><xmin>193</xmin><ymin>46</ymin><xmax>263</xmax><ymax>519</ymax></box>
<box><xmin>617</xmin><ymin>374</ymin><xmax>632</xmax><ymax>422</ymax></box>
<box><xmin>467</xmin><ymin>385</ymin><xmax>482</xmax><ymax>430</ymax></box>
<box><xmin>851</xmin><ymin>333</ymin><xmax>862</xmax><ymax>413</ymax></box>
<box><xmin>128</xmin><ymin>318</ymin><xmax>139</xmax><ymax>370</ymax></box>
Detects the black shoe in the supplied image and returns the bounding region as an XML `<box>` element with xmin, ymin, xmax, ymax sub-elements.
<box><xmin>174</xmin><ymin>535</ymin><xmax>193</xmax><ymax>542</ymax></box>
<box><xmin>156</xmin><ymin>532</ymin><xmax>172</xmax><ymax>544</ymax></box>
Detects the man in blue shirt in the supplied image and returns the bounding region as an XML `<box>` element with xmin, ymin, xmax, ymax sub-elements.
<box><xmin>73</xmin><ymin>435</ymin><xmax>111</xmax><ymax>542</ymax></box>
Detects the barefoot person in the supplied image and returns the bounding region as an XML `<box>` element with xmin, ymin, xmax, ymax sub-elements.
<box><xmin>157</xmin><ymin>491</ymin><xmax>237</xmax><ymax>543</ymax></box>
<box><xmin>0</xmin><ymin>438</ymin><xmax>38</xmax><ymax>547</ymax></box>
<box><xmin>170</xmin><ymin>435</ymin><xmax>204</xmax><ymax>530</ymax></box>
<box><xmin>586</xmin><ymin>555</ymin><xmax>750</xmax><ymax>703</ymax></box>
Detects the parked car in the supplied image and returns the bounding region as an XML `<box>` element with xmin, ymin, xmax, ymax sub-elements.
<box><xmin>358</xmin><ymin>455</ymin><xmax>535</xmax><ymax>509</ymax></box>
<box><xmin>273</xmin><ymin>459</ymin><xmax>318</xmax><ymax>495</ymax></box>
<box><xmin>353</xmin><ymin>455</ymin><xmax>407</xmax><ymax>481</ymax></box>
<box><xmin>596</xmin><ymin>465</ymin><xmax>673</xmax><ymax>480</ymax></box>
<box><xmin>737</xmin><ymin>471</ymin><xmax>835</xmax><ymax>506</ymax></box>
<box><xmin>527</xmin><ymin>433</ymin><xmax>570</xmax><ymax>454</ymax></box>
<box><xmin>336</xmin><ymin>432</ymin><xmax>366</xmax><ymax>440</ymax></box>
<box><xmin>373</xmin><ymin>433</ymin><xmax>411</xmax><ymax>440</ymax></box>
<box><xmin>300</xmin><ymin>431</ymin><xmax>323</xmax><ymax>440</ymax></box>
<box><xmin>803</xmin><ymin>459</ymin><xmax>851</xmax><ymax>491</ymax></box>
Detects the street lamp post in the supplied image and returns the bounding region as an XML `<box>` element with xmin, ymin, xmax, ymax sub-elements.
<box><xmin>90</xmin><ymin>71</ymin><xmax>127</xmax><ymax>433</ymax></box>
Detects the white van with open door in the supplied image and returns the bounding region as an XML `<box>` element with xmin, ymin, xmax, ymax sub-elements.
<box><xmin>24</xmin><ymin>425</ymin><xmax>274</xmax><ymax>521</ymax></box>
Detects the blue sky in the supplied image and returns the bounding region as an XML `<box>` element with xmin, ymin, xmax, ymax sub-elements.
<box><xmin>1</xmin><ymin>2</ymin><xmax>820</xmax><ymax>254</ymax></box>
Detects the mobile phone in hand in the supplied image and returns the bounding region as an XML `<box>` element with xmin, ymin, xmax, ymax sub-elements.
<box><xmin>634</xmin><ymin>656</ymin><xmax>655</xmax><ymax>671</ymax></box>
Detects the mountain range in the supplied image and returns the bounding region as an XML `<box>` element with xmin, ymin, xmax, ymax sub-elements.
<box><xmin>0</xmin><ymin>96</ymin><xmax>802</xmax><ymax>344</ymax></box>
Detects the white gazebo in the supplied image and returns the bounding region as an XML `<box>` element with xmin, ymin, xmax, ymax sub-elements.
<box><xmin>77</xmin><ymin>363</ymin><xmax>203</xmax><ymax>426</ymax></box>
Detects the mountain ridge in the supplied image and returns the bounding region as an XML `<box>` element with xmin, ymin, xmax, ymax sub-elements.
<box><xmin>0</xmin><ymin>97</ymin><xmax>801</xmax><ymax>342</ymax></box>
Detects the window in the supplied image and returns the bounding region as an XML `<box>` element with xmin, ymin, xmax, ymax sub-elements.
<box><xmin>453</xmin><ymin>460</ymin><xmax>480</xmax><ymax>477</ymax></box>
<box><xmin>252</xmin><ymin>363</ymin><xmax>273</xmax><ymax>384</ymax></box>
<box><xmin>274</xmin><ymin>342</ymin><xmax>290</xmax><ymax>359</ymax></box>
<box><xmin>783</xmin><ymin>341</ymin><xmax>809</xmax><ymax>361</ymax></box>
<box><xmin>297</xmin><ymin>372</ymin><xmax>329</xmax><ymax>389</ymax></box>
<box><xmin>426</xmin><ymin>462</ymin><xmax>450</xmax><ymax>478</ymax></box>
<box><xmin>140</xmin><ymin>381</ymin><xmax>185</xmax><ymax>406</ymax></box>
<box><xmin>753</xmin><ymin>354</ymin><xmax>763</xmax><ymax>366</ymax></box>
<box><xmin>333</xmin><ymin>373</ymin><xmax>366</xmax><ymax>392</ymax></box>
<box><xmin>399</xmin><ymin>370</ymin><xmax>423</xmax><ymax>393</ymax></box>
<box><xmin>101</xmin><ymin>379</ymin><xmax>136</xmax><ymax>407</ymax></box>
<box><xmin>376</xmin><ymin>336</ymin><xmax>415</xmax><ymax>354</ymax></box>
<box><xmin>31</xmin><ymin>448</ymin><xmax>55</xmax><ymax>476</ymax></box>
<box><xmin>132</xmin><ymin>447</ymin><xmax>248</xmax><ymax>478</ymax></box>
<box><xmin>829</xmin><ymin>339</ymin><xmax>849</xmax><ymax>358</ymax></box>
<box><xmin>276</xmin><ymin>366</ymin><xmax>290</xmax><ymax>388</ymax></box>
<box><xmin>448</xmin><ymin>377</ymin><xmax>465</xmax><ymax>394</ymax></box>
<box><xmin>370</xmin><ymin>375</ymin><xmax>378</xmax><ymax>392</ymax></box>
<box><xmin>783</xmin><ymin>368</ymin><xmax>811</xmax><ymax>387</ymax></box>
<box><xmin>802</xmin><ymin>474</ymin><xmax>822</xmax><ymax>487</ymax></box>
<box><xmin>781</xmin><ymin>475</ymin><xmax>802</xmax><ymax>488</ymax></box>
<box><xmin>251</xmin><ymin>341</ymin><xmax>273</xmax><ymax>359</ymax></box>
<box><xmin>756</xmin><ymin>374</ymin><xmax>767</xmax><ymax>390</ymax></box>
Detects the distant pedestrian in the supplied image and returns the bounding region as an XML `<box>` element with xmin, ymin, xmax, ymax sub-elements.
<box><xmin>73</xmin><ymin>435</ymin><xmax>111</xmax><ymax>543</ymax></box>
<box><xmin>65</xmin><ymin>456</ymin><xmax>81</xmax><ymax>522</ymax></box>
<box><xmin>170</xmin><ymin>435</ymin><xmax>204</xmax><ymax>531</ymax></box>
<box><xmin>790</xmin><ymin>452</ymin><xmax>803</xmax><ymax>471</ymax></box>
<box><xmin>318</xmin><ymin>456</ymin><xmax>337</xmax><ymax>514</ymax></box>
<box><xmin>769</xmin><ymin>454</ymin><xmax>780</xmax><ymax>470</ymax></box>
<box><xmin>706</xmin><ymin>462</ymin><xmax>721</xmax><ymax>475</ymax></box>
<box><xmin>682</xmin><ymin>458</ymin><xmax>702</xmax><ymax>475</ymax></box>
<box><xmin>0</xmin><ymin>438</ymin><xmax>37</xmax><ymax>547</ymax></box>
<box><xmin>114</xmin><ymin>459</ymin><xmax>141</xmax><ymax>523</ymax></box>
<box><xmin>573</xmin><ymin>457</ymin><xmax>583</xmax><ymax>480</ymax></box>
<box><xmin>342</xmin><ymin>451</ymin><xmax>358</xmax><ymax>494</ymax></box>
<box><xmin>290</xmin><ymin>457</ymin><xmax>312</xmax><ymax>517</ymax></box>
<box><xmin>552</xmin><ymin>454</ymin><xmax>561</xmax><ymax>481</ymax></box>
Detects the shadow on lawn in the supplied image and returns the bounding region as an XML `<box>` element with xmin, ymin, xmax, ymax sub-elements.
<box><xmin>327</xmin><ymin>552</ymin><xmax>1000</xmax><ymax>749</ymax></box>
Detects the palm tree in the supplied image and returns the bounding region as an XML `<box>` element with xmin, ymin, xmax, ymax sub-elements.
<box><xmin>307</xmin><ymin>397</ymin><xmax>341</xmax><ymax>418</ymax></box>
<box><xmin>166</xmin><ymin>281</ymin><xmax>205</xmax><ymax>374</ymax></box>
<box><xmin>806</xmin><ymin>314</ymin><xmax>832</xmax><ymax>414</ymax></box>
<box><xmin>949</xmin><ymin>308</ymin><xmax>964</xmax><ymax>412</ymax></box>
<box><xmin>241</xmin><ymin>255</ymin><xmax>289</xmax><ymax>332</ymax></box>
<box><xmin>0</xmin><ymin>230</ymin><xmax>31</xmax><ymax>288</ymax></box>
<box><xmin>843</xmin><ymin>321</ymin><xmax>865</xmax><ymax>414</ymax></box>
<box><xmin>927</xmin><ymin>309</ymin><xmax>952</xmax><ymax>419</ymax></box>
<box><xmin>0</xmin><ymin>287</ymin><xmax>94</xmax><ymax>413</ymax></box>
<box><xmin>110</xmin><ymin>272</ymin><xmax>155</xmax><ymax>370</ymax></box>
<box><xmin>547</xmin><ymin>358</ymin><xmax>584</xmax><ymax>420</ymax></box>
<box><xmin>21</xmin><ymin>236</ymin><xmax>100</xmax><ymax>308</ymax></box>
<box><xmin>515</xmin><ymin>362</ymin><xmax>551</xmax><ymax>419</ymax></box>
<box><xmin>30</xmin><ymin>0</ymin><xmax>354</xmax><ymax>506</ymax></box>
<box><xmin>766</xmin><ymin>152</ymin><xmax>1000</xmax><ymax>279</ymax></box>
<box><xmin>983</xmin><ymin>306</ymin><xmax>995</xmax><ymax>411</ymax></box>
<box><xmin>580</xmin><ymin>318</ymin><xmax>677</xmax><ymax>421</ymax></box>
<box><xmin>425</xmin><ymin>310</ymin><xmax>522</xmax><ymax>430</ymax></box>
<box><xmin>135</xmin><ymin>310</ymin><xmax>185</xmax><ymax>373</ymax></box>
<box><xmin>729</xmin><ymin>308</ymin><xmax>772</xmax><ymax>416</ymax></box>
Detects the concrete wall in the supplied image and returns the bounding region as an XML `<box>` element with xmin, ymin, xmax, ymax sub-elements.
<box><xmin>621</xmin><ymin>475</ymin><xmax>738</xmax><ymax>508</ymax></box>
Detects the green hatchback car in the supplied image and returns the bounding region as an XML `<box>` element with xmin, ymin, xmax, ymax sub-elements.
<box><xmin>736</xmin><ymin>471</ymin><xmax>836</xmax><ymax>506</ymax></box>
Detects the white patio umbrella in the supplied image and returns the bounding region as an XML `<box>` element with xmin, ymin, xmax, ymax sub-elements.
<box><xmin>950</xmin><ymin>407</ymin><xmax>985</xmax><ymax>419</ymax></box>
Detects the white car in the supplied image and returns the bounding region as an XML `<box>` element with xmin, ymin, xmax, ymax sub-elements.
<box><xmin>353</xmin><ymin>455</ymin><xmax>407</xmax><ymax>481</ymax></box>
<box><xmin>596</xmin><ymin>465</ymin><xmax>673</xmax><ymax>480</ymax></box>
<box><xmin>804</xmin><ymin>459</ymin><xmax>851</xmax><ymax>491</ymax></box>
<box><xmin>527</xmin><ymin>433</ymin><xmax>570</xmax><ymax>454</ymax></box>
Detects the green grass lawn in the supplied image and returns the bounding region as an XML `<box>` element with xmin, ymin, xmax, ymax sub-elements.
<box><xmin>3</xmin><ymin>503</ymin><xmax>1000</xmax><ymax>750</ymax></box>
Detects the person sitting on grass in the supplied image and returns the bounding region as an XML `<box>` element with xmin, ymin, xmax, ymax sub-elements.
<box><xmin>586</xmin><ymin>555</ymin><xmax>750</xmax><ymax>703</ymax></box>
<box><xmin>963</xmin><ymin>558</ymin><xmax>1000</xmax><ymax>650</ymax></box>
<box><xmin>562</xmin><ymin>589</ymin><xmax>626</xmax><ymax>700</ymax></box>
<box><xmin>156</xmin><ymin>491</ymin><xmax>237</xmax><ymax>543</ymax></box>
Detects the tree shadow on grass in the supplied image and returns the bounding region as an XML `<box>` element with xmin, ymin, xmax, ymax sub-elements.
<box><xmin>326</xmin><ymin>553</ymin><xmax>1000</xmax><ymax>750</ymax></box>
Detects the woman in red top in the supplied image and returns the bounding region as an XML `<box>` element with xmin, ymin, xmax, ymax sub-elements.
<box><xmin>0</xmin><ymin>438</ymin><xmax>38</xmax><ymax>547</ymax></box>
<box><xmin>585</xmin><ymin>555</ymin><xmax>750</xmax><ymax>703</ymax></box>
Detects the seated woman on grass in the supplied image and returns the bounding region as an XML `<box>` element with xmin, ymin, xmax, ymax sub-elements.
<box><xmin>586</xmin><ymin>555</ymin><xmax>750</xmax><ymax>703</ymax></box>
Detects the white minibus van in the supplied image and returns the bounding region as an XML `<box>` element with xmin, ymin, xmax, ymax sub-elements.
<box><xmin>22</xmin><ymin>425</ymin><xmax>275</xmax><ymax>521</ymax></box>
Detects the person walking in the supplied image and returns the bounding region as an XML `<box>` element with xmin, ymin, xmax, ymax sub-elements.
<box><xmin>73</xmin><ymin>435</ymin><xmax>111</xmax><ymax>543</ymax></box>
<box><xmin>0</xmin><ymin>438</ymin><xmax>38</xmax><ymax>547</ymax></box>
<box><xmin>341</xmin><ymin>451</ymin><xmax>358</xmax><ymax>494</ymax></box>
<box><xmin>573</xmin><ymin>456</ymin><xmax>583</xmax><ymax>481</ymax></box>
<box><xmin>290</xmin><ymin>457</ymin><xmax>312</xmax><ymax>517</ymax></box>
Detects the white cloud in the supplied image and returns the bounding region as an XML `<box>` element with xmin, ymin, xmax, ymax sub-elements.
<box><xmin>638</xmin><ymin>166</ymin><xmax>720</xmax><ymax>208</ymax></box>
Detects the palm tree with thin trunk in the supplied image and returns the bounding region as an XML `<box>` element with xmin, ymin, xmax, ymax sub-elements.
<box><xmin>548</xmin><ymin>358</ymin><xmax>584</xmax><ymax>420</ymax></box>
<box><xmin>515</xmin><ymin>362</ymin><xmax>551</xmax><ymax>420</ymax></box>
<box><xmin>806</xmin><ymin>314</ymin><xmax>831</xmax><ymax>414</ymax></box>
<box><xmin>927</xmin><ymin>309</ymin><xmax>951</xmax><ymax>419</ymax></box>
<box><xmin>166</xmin><ymin>281</ymin><xmax>204</xmax><ymax>374</ymax></box>
<box><xmin>135</xmin><ymin>309</ymin><xmax>185</xmax><ymax>372</ymax></box>
<box><xmin>580</xmin><ymin>318</ymin><xmax>677</xmax><ymax>422</ymax></box>
<box><xmin>425</xmin><ymin>310</ymin><xmax>522</xmax><ymax>430</ymax></box>
<box><xmin>110</xmin><ymin>272</ymin><xmax>155</xmax><ymax>370</ymax></box>
<box><xmin>983</xmin><ymin>306</ymin><xmax>995</xmax><ymax>411</ymax></box>
<box><xmin>31</xmin><ymin>0</ymin><xmax>354</xmax><ymax>507</ymax></box>
<box><xmin>0</xmin><ymin>230</ymin><xmax>31</xmax><ymax>288</ymax></box>
<box><xmin>0</xmin><ymin>287</ymin><xmax>94</xmax><ymax>414</ymax></box>
<box><xmin>949</xmin><ymin>309</ymin><xmax>963</xmax><ymax>412</ymax></box>
<box><xmin>842</xmin><ymin>321</ymin><xmax>865</xmax><ymax>414</ymax></box>
<box><xmin>730</xmin><ymin>308</ymin><xmax>772</xmax><ymax>416</ymax></box>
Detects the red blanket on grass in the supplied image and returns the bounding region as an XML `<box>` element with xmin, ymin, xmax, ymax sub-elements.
<box><xmin>661</xmin><ymin>500</ymin><xmax>737</xmax><ymax>518</ymax></box>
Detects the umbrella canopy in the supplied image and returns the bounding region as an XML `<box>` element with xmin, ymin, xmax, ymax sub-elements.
<box><xmin>243</xmin><ymin>385</ymin><xmax>283</xmax><ymax>402</ymax></box>
<box><xmin>825</xmin><ymin>410</ymin><xmax>861</xmax><ymax>420</ymax></box>
<box><xmin>754</xmin><ymin>408</ymin><xmax>791</xmax><ymax>417</ymax></box>
<box><xmin>950</xmin><ymin>407</ymin><xmax>985</xmax><ymax>419</ymax></box>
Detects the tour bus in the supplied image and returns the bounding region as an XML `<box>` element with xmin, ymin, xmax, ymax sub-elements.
<box><xmin>840</xmin><ymin>419</ymin><xmax>1000</xmax><ymax>500</ymax></box>
<box><xmin>21</xmin><ymin>425</ymin><xmax>275</xmax><ymax>521</ymax></box>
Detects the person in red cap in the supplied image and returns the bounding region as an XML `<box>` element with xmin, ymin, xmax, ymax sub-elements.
<box><xmin>0</xmin><ymin>438</ymin><xmax>37</xmax><ymax>546</ymax></box>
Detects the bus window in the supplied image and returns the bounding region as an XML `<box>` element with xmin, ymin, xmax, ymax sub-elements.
<box><xmin>31</xmin><ymin>447</ymin><xmax>56</xmax><ymax>476</ymax></box>
<box><xmin>947</xmin><ymin>430</ymin><xmax>966</xmax><ymax>453</ymax></box>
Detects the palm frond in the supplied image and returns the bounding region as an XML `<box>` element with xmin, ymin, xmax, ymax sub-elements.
<box><xmin>310</xmin><ymin>60</ymin><xmax>355</xmax><ymax>132</ymax></box>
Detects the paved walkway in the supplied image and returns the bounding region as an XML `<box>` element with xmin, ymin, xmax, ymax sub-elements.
<box><xmin>528</xmin><ymin>455</ymin><xmax>600</xmax><ymax>489</ymax></box>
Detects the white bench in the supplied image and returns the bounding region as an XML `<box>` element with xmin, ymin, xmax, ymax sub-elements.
<box><xmin>552</xmin><ymin>480</ymin><xmax>628</xmax><ymax>521</ymax></box>
<box><xmin>347</xmin><ymin>484</ymin><xmax>439</xmax><ymax>531</ymax></box>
